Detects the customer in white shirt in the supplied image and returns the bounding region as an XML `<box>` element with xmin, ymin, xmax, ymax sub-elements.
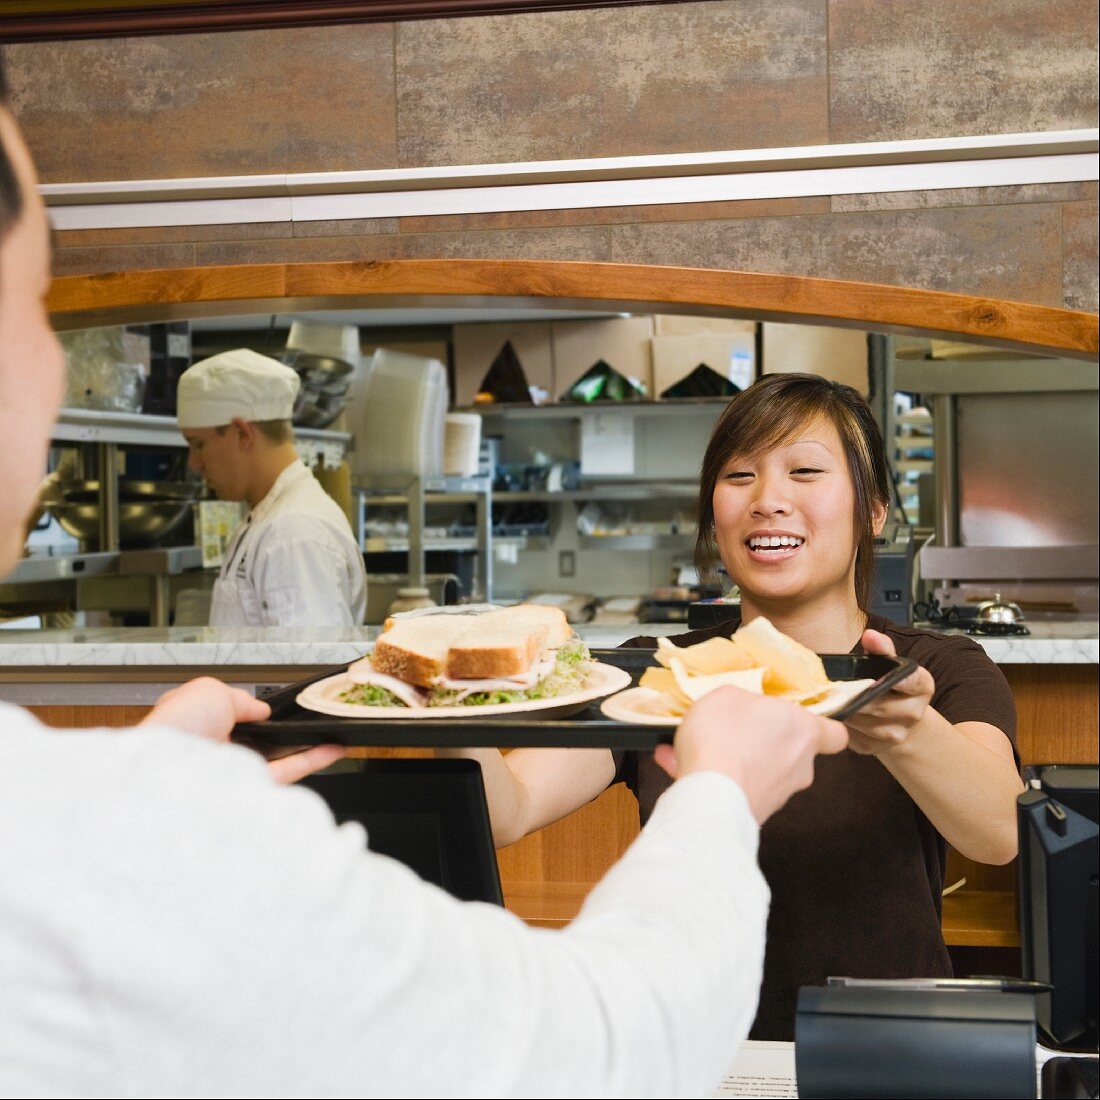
<box><xmin>178</xmin><ymin>348</ymin><xmax>367</xmax><ymax>627</ymax></box>
<box><xmin>0</xmin><ymin>74</ymin><xmax>846</xmax><ymax>1098</ymax></box>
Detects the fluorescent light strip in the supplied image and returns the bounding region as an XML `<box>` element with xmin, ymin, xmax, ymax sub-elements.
<box><xmin>44</xmin><ymin>132</ymin><xmax>1099</xmax><ymax>232</ymax></box>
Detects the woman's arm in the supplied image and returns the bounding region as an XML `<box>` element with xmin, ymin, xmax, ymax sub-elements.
<box><xmin>846</xmin><ymin>631</ymin><xmax>1023</xmax><ymax>865</ymax></box>
<box><xmin>436</xmin><ymin>747</ymin><xmax>616</xmax><ymax>847</ymax></box>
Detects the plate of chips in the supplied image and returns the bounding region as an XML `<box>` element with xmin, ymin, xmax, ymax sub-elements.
<box><xmin>600</xmin><ymin>617</ymin><xmax>916</xmax><ymax>725</ymax></box>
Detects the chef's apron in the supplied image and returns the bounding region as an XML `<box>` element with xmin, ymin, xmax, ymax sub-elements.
<box><xmin>208</xmin><ymin>514</ymin><xmax>259</xmax><ymax>627</ymax></box>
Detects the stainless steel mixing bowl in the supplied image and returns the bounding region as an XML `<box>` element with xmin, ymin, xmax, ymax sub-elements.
<box><xmin>41</xmin><ymin>479</ymin><xmax>203</xmax><ymax>547</ymax></box>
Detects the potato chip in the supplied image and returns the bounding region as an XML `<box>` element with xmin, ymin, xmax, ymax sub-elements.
<box><xmin>639</xmin><ymin>666</ymin><xmax>691</xmax><ymax>714</ymax></box>
<box><xmin>640</xmin><ymin>618</ymin><xmax>854</xmax><ymax>717</ymax></box>
<box><xmin>669</xmin><ymin>657</ymin><xmax>767</xmax><ymax>702</ymax></box>
<box><xmin>670</xmin><ymin>636</ymin><xmax>757</xmax><ymax>676</ymax></box>
<box><xmin>730</xmin><ymin>617</ymin><xmax>829</xmax><ymax>695</ymax></box>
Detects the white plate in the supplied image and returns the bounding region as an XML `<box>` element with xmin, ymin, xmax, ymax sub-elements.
<box><xmin>600</xmin><ymin>678</ymin><xmax>878</xmax><ymax>726</ymax></box>
<box><xmin>297</xmin><ymin>661</ymin><xmax>632</xmax><ymax>720</ymax></box>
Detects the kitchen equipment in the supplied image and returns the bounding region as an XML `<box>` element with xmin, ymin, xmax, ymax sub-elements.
<box><xmin>869</xmin><ymin>523</ymin><xmax>915</xmax><ymax>625</ymax></box>
<box><xmin>283</xmin><ymin>320</ymin><xmax>360</xmax><ymax>429</ymax></box>
<box><xmin>975</xmin><ymin>591</ymin><xmax>1025</xmax><ymax>625</ymax></box>
<box><xmin>61</xmin><ymin>326</ymin><xmax>148</xmax><ymax>413</ymax></box>
<box><xmin>41</xmin><ymin>479</ymin><xmax>203</xmax><ymax>548</ymax></box>
<box><xmin>968</xmin><ymin>591</ymin><xmax>1030</xmax><ymax>636</ymax></box>
<box><xmin>348</xmin><ymin>348</ymin><xmax>448</xmax><ymax>487</ymax></box>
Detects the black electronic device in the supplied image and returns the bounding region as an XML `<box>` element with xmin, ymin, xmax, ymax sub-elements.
<box><xmin>298</xmin><ymin>758</ymin><xmax>504</xmax><ymax>906</ymax></box>
<box><xmin>1042</xmin><ymin>1057</ymin><xmax>1100</xmax><ymax>1100</ymax></box>
<box><xmin>869</xmin><ymin>522</ymin><xmax>915</xmax><ymax>625</ymax></box>
<box><xmin>1017</xmin><ymin>766</ymin><xmax>1099</xmax><ymax>1051</ymax></box>
<box><xmin>795</xmin><ymin>985</ymin><xmax>1037</xmax><ymax>1098</ymax></box>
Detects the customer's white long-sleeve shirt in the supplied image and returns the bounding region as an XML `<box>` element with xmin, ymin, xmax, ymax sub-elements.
<box><xmin>0</xmin><ymin>702</ymin><xmax>769</xmax><ymax>1099</ymax></box>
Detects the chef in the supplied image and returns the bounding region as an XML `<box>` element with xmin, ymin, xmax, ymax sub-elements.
<box><xmin>177</xmin><ymin>349</ymin><xmax>367</xmax><ymax>627</ymax></box>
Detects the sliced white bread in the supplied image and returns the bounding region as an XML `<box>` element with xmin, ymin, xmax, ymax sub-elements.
<box><xmin>369</xmin><ymin>615</ymin><xmax>473</xmax><ymax>688</ymax></box>
<box><xmin>370</xmin><ymin>604</ymin><xmax>573</xmax><ymax>685</ymax></box>
<box><xmin>445</xmin><ymin>604</ymin><xmax>570</xmax><ymax>679</ymax></box>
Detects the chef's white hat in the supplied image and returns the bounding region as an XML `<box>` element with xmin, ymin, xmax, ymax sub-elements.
<box><xmin>177</xmin><ymin>349</ymin><xmax>300</xmax><ymax>429</ymax></box>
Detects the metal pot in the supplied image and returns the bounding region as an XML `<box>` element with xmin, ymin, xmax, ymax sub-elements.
<box><xmin>284</xmin><ymin>351</ymin><xmax>354</xmax><ymax>429</ymax></box>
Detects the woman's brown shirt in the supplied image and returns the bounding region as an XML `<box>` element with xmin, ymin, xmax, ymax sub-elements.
<box><xmin>614</xmin><ymin>614</ymin><xmax>1018</xmax><ymax>1041</ymax></box>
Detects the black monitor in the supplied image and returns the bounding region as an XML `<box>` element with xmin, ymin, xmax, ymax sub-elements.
<box><xmin>1017</xmin><ymin>765</ymin><xmax>1099</xmax><ymax>1050</ymax></box>
<box><xmin>299</xmin><ymin>758</ymin><xmax>504</xmax><ymax>906</ymax></box>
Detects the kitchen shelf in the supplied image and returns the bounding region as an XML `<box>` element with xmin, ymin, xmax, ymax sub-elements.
<box><xmin>494</xmin><ymin>484</ymin><xmax>697</xmax><ymax>504</ymax></box>
<box><xmin>4</xmin><ymin>551</ymin><xmax>120</xmax><ymax>585</ymax></box>
<box><xmin>51</xmin><ymin>407</ymin><xmax>351</xmax><ymax>464</ymax></box>
<box><xmin>578</xmin><ymin>533</ymin><xmax>693</xmax><ymax>551</ymax></box>
<box><xmin>363</xmin><ymin>535</ymin><xmax>544</xmax><ymax>553</ymax></box>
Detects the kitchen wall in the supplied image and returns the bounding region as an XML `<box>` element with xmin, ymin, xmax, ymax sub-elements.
<box><xmin>3</xmin><ymin>0</ymin><xmax>1096</xmax><ymax>312</ymax></box>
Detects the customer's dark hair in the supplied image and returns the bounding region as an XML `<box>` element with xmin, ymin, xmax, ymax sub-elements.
<box><xmin>0</xmin><ymin>50</ymin><xmax>25</xmax><ymax>242</ymax></box>
<box><xmin>696</xmin><ymin>373</ymin><xmax>891</xmax><ymax>610</ymax></box>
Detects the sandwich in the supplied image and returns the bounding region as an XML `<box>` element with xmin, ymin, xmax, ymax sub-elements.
<box><xmin>638</xmin><ymin>616</ymin><xmax>875</xmax><ymax>716</ymax></box>
<box><xmin>340</xmin><ymin>604</ymin><xmax>592</xmax><ymax>709</ymax></box>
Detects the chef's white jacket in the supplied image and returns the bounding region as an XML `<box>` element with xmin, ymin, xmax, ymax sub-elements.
<box><xmin>0</xmin><ymin>702</ymin><xmax>769</xmax><ymax>1099</ymax></box>
<box><xmin>210</xmin><ymin>459</ymin><xmax>367</xmax><ymax>627</ymax></box>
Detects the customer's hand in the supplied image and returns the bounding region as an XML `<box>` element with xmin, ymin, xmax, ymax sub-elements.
<box><xmin>845</xmin><ymin>629</ymin><xmax>935</xmax><ymax>756</ymax></box>
<box><xmin>142</xmin><ymin>677</ymin><xmax>344</xmax><ymax>784</ymax></box>
<box><xmin>654</xmin><ymin>687</ymin><xmax>848</xmax><ymax>824</ymax></box>
<box><xmin>143</xmin><ymin>677</ymin><xmax>269</xmax><ymax>741</ymax></box>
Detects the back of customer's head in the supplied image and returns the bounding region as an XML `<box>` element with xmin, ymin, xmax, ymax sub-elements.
<box><xmin>695</xmin><ymin>372</ymin><xmax>891</xmax><ymax>610</ymax></box>
<box><xmin>0</xmin><ymin>55</ymin><xmax>25</xmax><ymax>242</ymax></box>
<box><xmin>0</xmin><ymin>50</ymin><xmax>68</xmax><ymax>576</ymax></box>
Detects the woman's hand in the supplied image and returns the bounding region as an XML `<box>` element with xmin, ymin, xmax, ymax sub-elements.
<box><xmin>142</xmin><ymin>677</ymin><xmax>344</xmax><ymax>784</ymax></box>
<box><xmin>844</xmin><ymin>629</ymin><xmax>935</xmax><ymax>756</ymax></box>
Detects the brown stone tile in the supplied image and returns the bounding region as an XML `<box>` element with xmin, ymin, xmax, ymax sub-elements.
<box><xmin>194</xmin><ymin>225</ymin><xmax>608</xmax><ymax>266</ymax></box>
<box><xmin>292</xmin><ymin>218</ymin><xmax>400</xmax><ymax>238</ymax></box>
<box><xmin>4</xmin><ymin>24</ymin><xmax>397</xmax><ymax>183</ymax></box>
<box><xmin>194</xmin><ymin>235</ymin><xmax>404</xmax><ymax>267</ymax></box>
<box><xmin>395</xmin><ymin>0</ymin><xmax>828</xmax><ymax>166</ymax></box>
<box><xmin>51</xmin><ymin>242</ymin><xmax>196</xmax><ymax>277</ymax></box>
<box><xmin>833</xmin><ymin>182</ymin><xmax>1098</xmax><ymax>213</ymax></box>
<box><xmin>54</xmin><ymin>222</ymin><xmax>293</xmax><ymax>248</ymax></box>
<box><xmin>398</xmin><ymin>196</ymin><xmax>829</xmax><ymax>234</ymax></box>
<box><xmin>609</xmin><ymin>204</ymin><xmax>1064</xmax><ymax>306</ymax></box>
<box><xmin>829</xmin><ymin>0</ymin><xmax>1099</xmax><ymax>142</ymax></box>
<box><xmin>1063</xmin><ymin>200</ymin><xmax>1099</xmax><ymax>313</ymax></box>
<box><xmin>396</xmin><ymin>225</ymin><xmax>610</xmax><ymax>262</ymax></box>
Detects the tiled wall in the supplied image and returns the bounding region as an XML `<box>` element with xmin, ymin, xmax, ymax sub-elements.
<box><xmin>4</xmin><ymin>0</ymin><xmax>1097</xmax><ymax>310</ymax></box>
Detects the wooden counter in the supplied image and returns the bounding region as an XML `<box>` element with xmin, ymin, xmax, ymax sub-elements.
<box><xmin>22</xmin><ymin>660</ymin><xmax>1098</xmax><ymax>952</ymax></box>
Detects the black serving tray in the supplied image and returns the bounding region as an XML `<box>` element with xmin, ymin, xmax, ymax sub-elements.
<box><xmin>231</xmin><ymin>649</ymin><xmax>916</xmax><ymax>753</ymax></box>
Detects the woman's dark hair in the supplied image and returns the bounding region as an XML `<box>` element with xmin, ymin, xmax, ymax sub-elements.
<box><xmin>695</xmin><ymin>372</ymin><xmax>891</xmax><ymax>611</ymax></box>
<box><xmin>0</xmin><ymin>50</ymin><xmax>25</xmax><ymax>241</ymax></box>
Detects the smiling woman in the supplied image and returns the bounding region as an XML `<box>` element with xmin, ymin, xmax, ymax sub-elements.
<box><xmin>698</xmin><ymin>372</ymin><xmax>891</xmax><ymax>615</ymax></box>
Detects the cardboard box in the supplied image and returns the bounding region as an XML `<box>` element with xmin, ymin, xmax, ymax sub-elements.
<box><xmin>550</xmin><ymin>316</ymin><xmax>654</xmax><ymax>399</ymax></box>
<box><xmin>654</xmin><ymin>314</ymin><xmax>757</xmax><ymax>337</ymax></box>
<box><xmin>762</xmin><ymin>323</ymin><xmax>869</xmax><ymax>394</ymax></box>
<box><xmin>451</xmin><ymin>322</ymin><xmax>553</xmax><ymax>407</ymax></box>
<box><xmin>651</xmin><ymin>332</ymin><xmax>756</xmax><ymax>396</ymax></box>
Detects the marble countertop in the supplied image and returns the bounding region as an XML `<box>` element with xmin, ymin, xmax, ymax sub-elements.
<box><xmin>0</xmin><ymin>620</ymin><xmax>1094</xmax><ymax>668</ymax></box>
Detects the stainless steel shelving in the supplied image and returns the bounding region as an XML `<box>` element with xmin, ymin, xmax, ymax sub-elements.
<box><xmin>52</xmin><ymin>408</ymin><xmax>351</xmax><ymax>466</ymax></box>
<box><xmin>9</xmin><ymin>411</ymin><xmax>351</xmax><ymax>624</ymax></box>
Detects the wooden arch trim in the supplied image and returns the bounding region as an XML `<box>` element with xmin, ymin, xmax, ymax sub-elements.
<box><xmin>48</xmin><ymin>259</ymin><xmax>1100</xmax><ymax>362</ymax></box>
